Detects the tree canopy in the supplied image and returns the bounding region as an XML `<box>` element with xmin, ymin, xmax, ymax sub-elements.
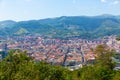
<box><xmin>0</xmin><ymin>45</ymin><xmax>120</xmax><ymax>80</ymax></box>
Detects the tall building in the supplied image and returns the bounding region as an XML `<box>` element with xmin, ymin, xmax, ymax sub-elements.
<box><xmin>0</xmin><ymin>43</ymin><xmax>8</xmax><ymax>59</ymax></box>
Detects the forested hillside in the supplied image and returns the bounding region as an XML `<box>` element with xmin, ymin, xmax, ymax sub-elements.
<box><xmin>0</xmin><ymin>15</ymin><xmax>120</xmax><ymax>39</ymax></box>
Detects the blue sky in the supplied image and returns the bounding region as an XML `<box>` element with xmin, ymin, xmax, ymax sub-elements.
<box><xmin>0</xmin><ymin>0</ymin><xmax>120</xmax><ymax>21</ymax></box>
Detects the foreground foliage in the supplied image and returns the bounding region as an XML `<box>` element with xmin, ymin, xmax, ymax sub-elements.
<box><xmin>0</xmin><ymin>50</ymin><xmax>73</xmax><ymax>80</ymax></box>
<box><xmin>0</xmin><ymin>45</ymin><xmax>120</xmax><ymax>80</ymax></box>
<box><xmin>116</xmin><ymin>38</ymin><xmax>120</xmax><ymax>41</ymax></box>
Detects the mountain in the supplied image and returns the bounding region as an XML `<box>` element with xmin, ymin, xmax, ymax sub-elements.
<box><xmin>0</xmin><ymin>20</ymin><xmax>16</xmax><ymax>29</ymax></box>
<box><xmin>0</xmin><ymin>15</ymin><xmax>120</xmax><ymax>39</ymax></box>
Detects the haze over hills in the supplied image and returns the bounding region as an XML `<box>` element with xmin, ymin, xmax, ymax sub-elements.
<box><xmin>0</xmin><ymin>14</ymin><xmax>120</xmax><ymax>39</ymax></box>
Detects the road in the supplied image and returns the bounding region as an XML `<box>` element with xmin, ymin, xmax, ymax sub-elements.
<box><xmin>80</xmin><ymin>44</ymin><xmax>85</xmax><ymax>65</ymax></box>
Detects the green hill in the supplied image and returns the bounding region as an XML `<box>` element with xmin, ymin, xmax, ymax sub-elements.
<box><xmin>0</xmin><ymin>15</ymin><xmax>120</xmax><ymax>38</ymax></box>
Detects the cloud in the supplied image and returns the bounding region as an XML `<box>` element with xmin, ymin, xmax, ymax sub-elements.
<box><xmin>101</xmin><ymin>0</ymin><xmax>120</xmax><ymax>5</ymax></box>
<box><xmin>112</xmin><ymin>0</ymin><xmax>119</xmax><ymax>5</ymax></box>
<box><xmin>101</xmin><ymin>0</ymin><xmax>107</xmax><ymax>3</ymax></box>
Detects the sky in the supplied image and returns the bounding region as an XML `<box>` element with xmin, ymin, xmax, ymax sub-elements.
<box><xmin>0</xmin><ymin>0</ymin><xmax>120</xmax><ymax>21</ymax></box>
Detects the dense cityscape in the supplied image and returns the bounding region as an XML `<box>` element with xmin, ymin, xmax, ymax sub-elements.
<box><xmin>0</xmin><ymin>0</ymin><xmax>120</xmax><ymax>79</ymax></box>
<box><xmin>0</xmin><ymin>34</ymin><xmax>120</xmax><ymax>70</ymax></box>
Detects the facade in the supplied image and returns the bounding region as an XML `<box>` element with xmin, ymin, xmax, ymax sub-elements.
<box><xmin>0</xmin><ymin>43</ymin><xmax>8</xmax><ymax>60</ymax></box>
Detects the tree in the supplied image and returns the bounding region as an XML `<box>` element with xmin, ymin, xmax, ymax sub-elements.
<box><xmin>95</xmin><ymin>44</ymin><xmax>116</xmax><ymax>70</ymax></box>
<box><xmin>116</xmin><ymin>38</ymin><xmax>120</xmax><ymax>41</ymax></box>
<box><xmin>77</xmin><ymin>45</ymin><xmax>117</xmax><ymax>80</ymax></box>
<box><xmin>112</xmin><ymin>71</ymin><xmax>120</xmax><ymax>80</ymax></box>
<box><xmin>0</xmin><ymin>50</ymin><xmax>72</xmax><ymax>80</ymax></box>
<box><xmin>0</xmin><ymin>50</ymin><xmax>36</xmax><ymax>80</ymax></box>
